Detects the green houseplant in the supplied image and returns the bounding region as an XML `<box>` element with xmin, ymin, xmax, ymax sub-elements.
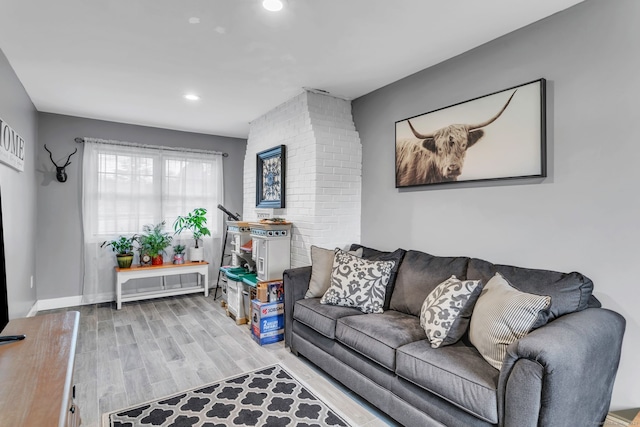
<box><xmin>172</xmin><ymin>244</ymin><xmax>186</xmax><ymax>265</ymax></box>
<box><xmin>101</xmin><ymin>235</ymin><xmax>137</xmax><ymax>268</ymax></box>
<box><xmin>173</xmin><ymin>208</ymin><xmax>211</xmax><ymax>262</ymax></box>
<box><xmin>138</xmin><ymin>222</ymin><xmax>173</xmax><ymax>265</ymax></box>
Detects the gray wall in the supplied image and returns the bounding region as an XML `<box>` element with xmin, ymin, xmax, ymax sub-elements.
<box><xmin>352</xmin><ymin>0</ymin><xmax>637</xmax><ymax>411</ymax></box>
<box><xmin>0</xmin><ymin>49</ymin><xmax>38</xmax><ymax>318</ymax></box>
<box><xmin>36</xmin><ymin>113</ymin><xmax>246</xmax><ymax>300</ymax></box>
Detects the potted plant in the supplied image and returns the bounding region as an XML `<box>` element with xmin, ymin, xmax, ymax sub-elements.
<box><xmin>172</xmin><ymin>244</ymin><xmax>186</xmax><ymax>265</ymax></box>
<box><xmin>101</xmin><ymin>235</ymin><xmax>137</xmax><ymax>268</ymax></box>
<box><xmin>138</xmin><ymin>222</ymin><xmax>173</xmax><ymax>266</ymax></box>
<box><xmin>173</xmin><ymin>208</ymin><xmax>211</xmax><ymax>262</ymax></box>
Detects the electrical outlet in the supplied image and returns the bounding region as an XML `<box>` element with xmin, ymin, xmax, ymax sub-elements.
<box><xmin>30</xmin><ymin>276</ymin><xmax>33</xmax><ymax>288</ymax></box>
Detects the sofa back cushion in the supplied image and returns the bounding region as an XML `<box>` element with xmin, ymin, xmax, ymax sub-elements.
<box><xmin>467</xmin><ymin>258</ymin><xmax>594</xmax><ymax>327</ymax></box>
<box><xmin>349</xmin><ymin>244</ymin><xmax>406</xmax><ymax>310</ymax></box>
<box><xmin>390</xmin><ymin>250</ymin><xmax>469</xmax><ymax>317</ymax></box>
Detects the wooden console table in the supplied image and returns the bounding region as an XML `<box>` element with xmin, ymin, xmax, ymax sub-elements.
<box><xmin>116</xmin><ymin>261</ymin><xmax>209</xmax><ymax>309</ymax></box>
<box><xmin>0</xmin><ymin>311</ymin><xmax>80</xmax><ymax>427</ymax></box>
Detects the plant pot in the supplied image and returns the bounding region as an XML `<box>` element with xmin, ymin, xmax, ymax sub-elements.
<box><xmin>189</xmin><ymin>247</ymin><xmax>204</xmax><ymax>262</ymax></box>
<box><xmin>116</xmin><ymin>253</ymin><xmax>134</xmax><ymax>269</ymax></box>
<box><xmin>151</xmin><ymin>255</ymin><xmax>164</xmax><ymax>265</ymax></box>
<box><xmin>173</xmin><ymin>254</ymin><xmax>185</xmax><ymax>265</ymax></box>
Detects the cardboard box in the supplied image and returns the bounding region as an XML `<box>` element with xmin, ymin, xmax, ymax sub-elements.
<box><xmin>256</xmin><ymin>280</ymin><xmax>284</xmax><ymax>303</ymax></box>
<box><xmin>251</xmin><ymin>299</ymin><xmax>284</xmax><ymax>345</ymax></box>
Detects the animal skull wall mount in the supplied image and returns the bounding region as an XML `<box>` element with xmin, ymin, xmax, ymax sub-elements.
<box><xmin>44</xmin><ymin>144</ymin><xmax>78</xmax><ymax>183</ymax></box>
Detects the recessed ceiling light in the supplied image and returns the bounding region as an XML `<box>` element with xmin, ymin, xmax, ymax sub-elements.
<box><xmin>262</xmin><ymin>0</ymin><xmax>283</xmax><ymax>12</ymax></box>
<box><xmin>188</xmin><ymin>17</ymin><xmax>200</xmax><ymax>24</ymax></box>
<box><xmin>184</xmin><ymin>94</ymin><xmax>200</xmax><ymax>101</ymax></box>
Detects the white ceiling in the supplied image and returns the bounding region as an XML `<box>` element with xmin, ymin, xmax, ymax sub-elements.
<box><xmin>0</xmin><ymin>0</ymin><xmax>583</xmax><ymax>139</ymax></box>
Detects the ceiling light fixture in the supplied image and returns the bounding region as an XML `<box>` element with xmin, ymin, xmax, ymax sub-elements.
<box><xmin>184</xmin><ymin>94</ymin><xmax>200</xmax><ymax>101</ymax></box>
<box><xmin>262</xmin><ymin>0</ymin><xmax>283</xmax><ymax>12</ymax></box>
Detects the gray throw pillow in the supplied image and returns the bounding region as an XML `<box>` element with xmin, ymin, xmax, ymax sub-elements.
<box><xmin>419</xmin><ymin>276</ymin><xmax>482</xmax><ymax>348</ymax></box>
<box><xmin>469</xmin><ymin>273</ymin><xmax>551</xmax><ymax>370</ymax></box>
<box><xmin>320</xmin><ymin>249</ymin><xmax>395</xmax><ymax>314</ymax></box>
<box><xmin>305</xmin><ymin>246</ymin><xmax>362</xmax><ymax>299</ymax></box>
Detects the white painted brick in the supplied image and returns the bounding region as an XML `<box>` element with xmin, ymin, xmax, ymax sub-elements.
<box><xmin>243</xmin><ymin>90</ymin><xmax>361</xmax><ymax>266</ymax></box>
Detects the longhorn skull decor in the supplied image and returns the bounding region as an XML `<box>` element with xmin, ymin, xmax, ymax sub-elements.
<box><xmin>44</xmin><ymin>144</ymin><xmax>78</xmax><ymax>182</ymax></box>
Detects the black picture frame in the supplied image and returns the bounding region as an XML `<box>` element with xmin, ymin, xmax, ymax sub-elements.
<box><xmin>395</xmin><ymin>78</ymin><xmax>546</xmax><ymax>188</ymax></box>
<box><xmin>256</xmin><ymin>145</ymin><xmax>286</xmax><ymax>208</ymax></box>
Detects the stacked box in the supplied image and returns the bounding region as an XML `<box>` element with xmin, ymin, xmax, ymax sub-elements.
<box><xmin>251</xmin><ymin>300</ymin><xmax>284</xmax><ymax>345</ymax></box>
<box><xmin>256</xmin><ymin>280</ymin><xmax>284</xmax><ymax>303</ymax></box>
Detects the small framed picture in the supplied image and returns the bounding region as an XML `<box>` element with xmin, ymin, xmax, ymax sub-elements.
<box><xmin>256</xmin><ymin>145</ymin><xmax>286</xmax><ymax>208</ymax></box>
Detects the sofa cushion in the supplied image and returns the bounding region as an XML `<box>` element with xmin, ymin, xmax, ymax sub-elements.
<box><xmin>419</xmin><ymin>276</ymin><xmax>483</xmax><ymax>348</ymax></box>
<box><xmin>293</xmin><ymin>298</ymin><xmax>363</xmax><ymax>339</ymax></box>
<box><xmin>467</xmin><ymin>257</ymin><xmax>593</xmax><ymax>327</ymax></box>
<box><xmin>321</xmin><ymin>249</ymin><xmax>395</xmax><ymax>314</ymax></box>
<box><xmin>335</xmin><ymin>310</ymin><xmax>426</xmax><ymax>371</ymax></box>
<box><xmin>305</xmin><ymin>246</ymin><xmax>363</xmax><ymax>299</ymax></box>
<box><xmin>396</xmin><ymin>340</ymin><xmax>500</xmax><ymax>424</ymax></box>
<box><xmin>350</xmin><ymin>245</ymin><xmax>407</xmax><ymax>310</ymax></box>
<box><xmin>469</xmin><ymin>273</ymin><xmax>551</xmax><ymax>370</ymax></box>
<box><xmin>390</xmin><ymin>250</ymin><xmax>469</xmax><ymax>317</ymax></box>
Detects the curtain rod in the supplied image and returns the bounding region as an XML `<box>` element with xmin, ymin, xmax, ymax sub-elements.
<box><xmin>75</xmin><ymin>137</ymin><xmax>229</xmax><ymax>157</ymax></box>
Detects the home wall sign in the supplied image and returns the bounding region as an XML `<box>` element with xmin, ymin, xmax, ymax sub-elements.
<box><xmin>0</xmin><ymin>116</ymin><xmax>25</xmax><ymax>172</ymax></box>
<box><xmin>395</xmin><ymin>78</ymin><xmax>546</xmax><ymax>188</ymax></box>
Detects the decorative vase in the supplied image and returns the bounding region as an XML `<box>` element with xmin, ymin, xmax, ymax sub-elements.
<box><xmin>173</xmin><ymin>254</ymin><xmax>185</xmax><ymax>264</ymax></box>
<box><xmin>151</xmin><ymin>255</ymin><xmax>164</xmax><ymax>265</ymax></box>
<box><xmin>116</xmin><ymin>253</ymin><xmax>134</xmax><ymax>269</ymax></box>
<box><xmin>189</xmin><ymin>247</ymin><xmax>204</xmax><ymax>262</ymax></box>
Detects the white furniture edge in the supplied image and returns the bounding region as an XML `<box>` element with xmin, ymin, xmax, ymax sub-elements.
<box><xmin>115</xmin><ymin>263</ymin><xmax>209</xmax><ymax>309</ymax></box>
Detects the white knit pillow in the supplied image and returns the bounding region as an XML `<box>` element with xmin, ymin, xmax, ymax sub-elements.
<box><xmin>469</xmin><ymin>273</ymin><xmax>551</xmax><ymax>370</ymax></box>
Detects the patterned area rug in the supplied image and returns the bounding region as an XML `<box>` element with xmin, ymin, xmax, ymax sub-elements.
<box><xmin>104</xmin><ymin>364</ymin><xmax>353</xmax><ymax>427</ymax></box>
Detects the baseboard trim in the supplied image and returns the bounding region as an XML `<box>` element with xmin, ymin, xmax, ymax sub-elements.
<box><xmin>26</xmin><ymin>301</ymin><xmax>38</xmax><ymax>317</ymax></box>
<box><xmin>35</xmin><ymin>287</ymin><xmax>221</xmax><ymax>313</ymax></box>
<box><xmin>36</xmin><ymin>293</ymin><xmax>114</xmax><ymax>312</ymax></box>
<box><xmin>36</xmin><ymin>295</ymin><xmax>84</xmax><ymax>311</ymax></box>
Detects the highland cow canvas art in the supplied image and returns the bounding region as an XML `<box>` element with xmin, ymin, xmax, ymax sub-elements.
<box><xmin>395</xmin><ymin>79</ymin><xmax>546</xmax><ymax>188</ymax></box>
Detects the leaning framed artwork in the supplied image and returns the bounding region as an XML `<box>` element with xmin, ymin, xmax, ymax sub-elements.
<box><xmin>256</xmin><ymin>145</ymin><xmax>286</xmax><ymax>208</ymax></box>
<box><xmin>395</xmin><ymin>79</ymin><xmax>546</xmax><ymax>188</ymax></box>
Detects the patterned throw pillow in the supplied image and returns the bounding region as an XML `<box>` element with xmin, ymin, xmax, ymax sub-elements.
<box><xmin>320</xmin><ymin>249</ymin><xmax>396</xmax><ymax>314</ymax></box>
<box><xmin>469</xmin><ymin>273</ymin><xmax>551</xmax><ymax>370</ymax></box>
<box><xmin>419</xmin><ymin>276</ymin><xmax>483</xmax><ymax>348</ymax></box>
<box><xmin>305</xmin><ymin>246</ymin><xmax>363</xmax><ymax>299</ymax></box>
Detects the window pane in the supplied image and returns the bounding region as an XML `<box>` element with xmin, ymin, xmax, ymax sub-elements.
<box><xmin>87</xmin><ymin>145</ymin><xmax>222</xmax><ymax>238</ymax></box>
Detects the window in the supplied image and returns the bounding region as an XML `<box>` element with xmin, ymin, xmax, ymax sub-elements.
<box><xmin>81</xmin><ymin>138</ymin><xmax>224</xmax><ymax>303</ymax></box>
<box><xmin>83</xmin><ymin>140</ymin><xmax>223</xmax><ymax>239</ymax></box>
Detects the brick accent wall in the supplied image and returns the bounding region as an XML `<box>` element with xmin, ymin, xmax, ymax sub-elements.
<box><xmin>243</xmin><ymin>90</ymin><xmax>362</xmax><ymax>267</ymax></box>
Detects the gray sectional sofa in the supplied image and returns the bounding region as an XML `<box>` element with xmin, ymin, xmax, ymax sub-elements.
<box><xmin>283</xmin><ymin>245</ymin><xmax>626</xmax><ymax>427</ymax></box>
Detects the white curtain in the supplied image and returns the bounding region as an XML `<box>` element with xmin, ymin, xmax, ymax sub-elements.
<box><xmin>81</xmin><ymin>138</ymin><xmax>224</xmax><ymax>304</ymax></box>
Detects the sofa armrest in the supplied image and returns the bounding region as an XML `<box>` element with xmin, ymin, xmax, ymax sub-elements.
<box><xmin>283</xmin><ymin>266</ymin><xmax>312</xmax><ymax>348</ymax></box>
<box><xmin>498</xmin><ymin>308</ymin><xmax>625</xmax><ymax>427</ymax></box>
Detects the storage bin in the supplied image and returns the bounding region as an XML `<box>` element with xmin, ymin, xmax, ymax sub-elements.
<box><xmin>227</xmin><ymin>278</ymin><xmax>243</xmax><ymax>319</ymax></box>
<box><xmin>241</xmin><ymin>284</ymin><xmax>251</xmax><ymax>326</ymax></box>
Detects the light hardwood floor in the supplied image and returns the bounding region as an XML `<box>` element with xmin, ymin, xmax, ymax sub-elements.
<box><xmin>38</xmin><ymin>293</ymin><xmax>399</xmax><ymax>427</ymax></box>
